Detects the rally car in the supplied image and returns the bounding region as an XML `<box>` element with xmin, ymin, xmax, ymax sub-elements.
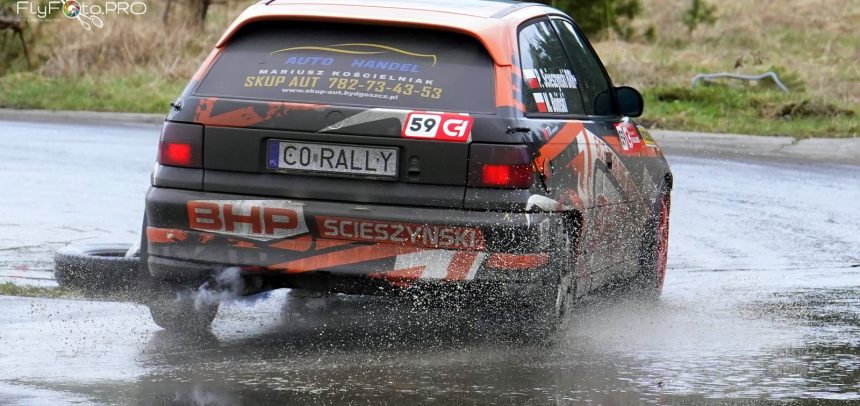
<box><xmin>140</xmin><ymin>0</ymin><xmax>673</xmax><ymax>335</ymax></box>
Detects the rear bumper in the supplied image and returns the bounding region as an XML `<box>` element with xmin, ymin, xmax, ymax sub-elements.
<box><xmin>145</xmin><ymin>187</ymin><xmax>561</xmax><ymax>287</ymax></box>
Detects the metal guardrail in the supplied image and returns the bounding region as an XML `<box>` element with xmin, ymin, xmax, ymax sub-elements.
<box><xmin>691</xmin><ymin>71</ymin><xmax>790</xmax><ymax>92</ymax></box>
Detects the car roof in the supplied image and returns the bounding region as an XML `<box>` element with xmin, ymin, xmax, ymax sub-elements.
<box><xmin>215</xmin><ymin>0</ymin><xmax>557</xmax><ymax>66</ymax></box>
<box><xmin>264</xmin><ymin>0</ymin><xmax>541</xmax><ymax>18</ymax></box>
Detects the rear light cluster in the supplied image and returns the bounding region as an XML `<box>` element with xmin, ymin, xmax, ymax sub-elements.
<box><xmin>158</xmin><ymin>122</ymin><xmax>203</xmax><ymax>168</ymax></box>
<box><xmin>481</xmin><ymin>164</ymin><xmax>533</xmax><ymax>188</ymax></box>
<box><xmin>468</xmin><ymin>144</ymin><xmax>535</xmax><ymax>189</ymax></box>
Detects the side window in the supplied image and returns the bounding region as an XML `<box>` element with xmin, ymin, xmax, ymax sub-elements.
<box><xmin>552</xmin><ymin>19</ymin><xmax>617</xmax><ymax>116</ymax></box>
<box><xmin>518</xmin><ymin>20</ymin><xmax>585</xmax><ymax>115</ymax></box>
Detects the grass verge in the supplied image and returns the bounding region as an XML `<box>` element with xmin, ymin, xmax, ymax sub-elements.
<box><xmin>0</xmin><ymin>72</ymin><xmax>185</xmax><ymax>114</ymax></box>
<box><xmin>641</xmin><ymin>86</ymin><xmax>859</xmax><ymax>138</ymax></box>
<box><xmin>0</xmin><ymin>282</ymin><xmax>80</xmax><ymax>299</ymax></box>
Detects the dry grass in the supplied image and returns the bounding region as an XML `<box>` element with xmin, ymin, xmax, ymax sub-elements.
<box><xmin>32</xmin><ymin>0</ymin><xmax>247</xmax><ymax>80</ymax></box>
<box><xmin>38</xmin><ymin>16</ymin><xmax>201</xmax><ymax>80</ymax></box>
<box><xmin>0</xmin><ymin>1</ymin><xmax>247</xmax><ymax>112</ymax></box>
<box><xmin>594</xmin><ymin>0</ymin><xmax>860</xmax><ymax>106</ymax></box>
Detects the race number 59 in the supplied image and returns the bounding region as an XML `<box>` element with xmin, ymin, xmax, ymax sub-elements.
<box><xmin>402</xmin><ymin>112</ymin><xmax>473</xmax><ymax>142</ymax></box>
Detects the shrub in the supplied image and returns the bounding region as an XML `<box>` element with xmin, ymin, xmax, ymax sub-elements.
<box><xmin>542</xmin><ymin>0</ymin><xmax>642</xmax><ymax>38</ymax></box>
<box><xmin>682</xmin><ymin>0</ymin><xmax>717</xmax><ymax>34</ymax></box>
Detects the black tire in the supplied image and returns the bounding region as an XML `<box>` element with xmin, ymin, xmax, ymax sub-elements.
<box><xmin>138</xmin><ymin>217</ymin><xmax>218</xmax><ymax>333</ymax></box>
<box><xmin>517</xmin><ymin>218</ymin><xmax>578</xmax><ymax>340</ymax></box>
<box><xmin>54</xmin><ymin>243</ymin><xmax>139</xmax><ymax>292</ymax></box>
<box><xmin>634</xmin><ymin>191</ymin><xmax>671</xmax><ymax>300</ymax></box>
<box><xmin>147</xmin><ymin>287</ymin><xmax>220</xmax><ymax>333</ymax></box>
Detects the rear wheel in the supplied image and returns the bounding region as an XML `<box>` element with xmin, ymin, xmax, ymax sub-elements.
<box><xmin>146</xmin><ymin>285</ymin><xmax>220</xmax><ymax>333</ymax></box>
<box><xmin>138</xmin><ymin>217</ymin><xmax>219</xmax><ymax>333</ymax></box>
<box><xmin>634</xmin><ymin>192</ymin><xmax>671</xmax><ymax>299</ymax></box>
<box><xmin>518</xmin><ymin>219</ymin><xmax>578</xmax><ymax>340</ymax></box>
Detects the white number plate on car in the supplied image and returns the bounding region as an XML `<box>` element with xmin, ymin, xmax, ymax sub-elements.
<box><xmin>266</xmin><ymin>140</ymin><xmax>398</xmax><ymax>178</ymax></box>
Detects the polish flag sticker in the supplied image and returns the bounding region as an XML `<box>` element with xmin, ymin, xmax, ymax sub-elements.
<box><xmin>523</xmin><ymin>69</ymin><xmax>541</xmax><ymax>89</ymax></box>
<box><xmin>533</xmin><ymin>93</ymin><xmax>549</xmax><ymax>113</ymax></box>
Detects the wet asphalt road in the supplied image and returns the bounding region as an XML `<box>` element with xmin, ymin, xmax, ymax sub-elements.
<box><xmin>1</xmin><ymin>120</ymin><xmax>859</xmax><ymax>404</ymax></box>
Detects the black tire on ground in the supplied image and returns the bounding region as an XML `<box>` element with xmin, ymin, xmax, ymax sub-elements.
<box><xmin>146</xmin><ymin>287</ymin><xmax>220</xmax><ymax>333</ymax></box>
<box><xmin>513</xmin><ymin>218</ymin><xmax>578</xmax><ymax>341</ymax></box>
<box><xmin>138</xmin><ymin>217</ymin><xmax>219</xmax><ymax>333</ymax></box>
<box><xmin>633</xmin><ymin>190</ymin><xmax>671</xmax><ymax>300</ymax></box>
<box><xmin>53</xmin><ymin>243</ymin><xmax>139</xmax><ymax>292</ymax></box>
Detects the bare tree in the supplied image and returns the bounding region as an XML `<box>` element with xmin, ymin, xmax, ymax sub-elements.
<box><xmin>0</xmin><ymin>14</ymin><xmax>31</xmax><ymax>70</ymax></box>
<box><xmin>163</xmin><ymin>0</ymin><xmax>220</xmax><ymax>28</ymax></box>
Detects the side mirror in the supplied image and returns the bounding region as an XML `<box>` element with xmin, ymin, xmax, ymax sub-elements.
<box><xmin>615</xmin><ymin>86</ymin><xmax>644</xmax><ymax>117</ymax></box>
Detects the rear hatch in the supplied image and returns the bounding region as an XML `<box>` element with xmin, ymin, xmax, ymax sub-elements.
<box><xmin>187</xmin><ymin>21</ymin><xmax>498</xmax><ymax>209</ymax></box>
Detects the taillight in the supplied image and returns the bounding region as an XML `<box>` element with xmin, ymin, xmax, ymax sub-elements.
<box><xmin>161</xmin><ymin>143</ymin><xmax>192</xmax><ymax>166</ymax></box>
<box><xmin>481</xmin><ymin>164</ymin><xmax>533</xmax><ymax>188</ymax></box>
<box><xmin>158</xmin><ymin>121</ymin><xmax>203</xmax><ymax>168</ymax></box>
<box><xmin>468</xmin><ymin>144</ymin><xmax>535</xmax><ymax>189</ymax></box>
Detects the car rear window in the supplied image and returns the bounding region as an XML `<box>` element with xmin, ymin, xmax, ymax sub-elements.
<box><xmin>195</xmin><ymin>22</ymin><xmax>496</xmax><ymax>113</ymax></box>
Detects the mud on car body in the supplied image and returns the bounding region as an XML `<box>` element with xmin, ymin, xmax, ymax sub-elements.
<box><xmin>141</xmin><ymin>0</ymin><xmax>673</xmax><ymax>334</ymax></box>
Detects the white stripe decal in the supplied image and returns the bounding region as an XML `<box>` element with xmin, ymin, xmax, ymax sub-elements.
<box><xmin>464</xmin><ymin>253</ymin><xmax>487</xmax><ymax>280</ymax></box>
<box><xmin>392</xmin><ymin>250</ymin><xmax>455</xmax><ymax>280</ymax></box>
<box><xmin>390</xmin><ymin>250</ymin><xmax>487</xmax><ymax>281</ymax></box>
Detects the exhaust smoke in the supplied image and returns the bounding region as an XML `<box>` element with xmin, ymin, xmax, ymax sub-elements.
<box><xmin>185</xmin><ymin>267</ymin><xmax>246</xmax><ymax>310</ymax></box>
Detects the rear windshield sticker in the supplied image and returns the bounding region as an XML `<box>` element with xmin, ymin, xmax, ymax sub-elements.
<box><xmin>196</xmin><ymin>23</ymin><xmax>495</xmax><ymax>113</ymax></box>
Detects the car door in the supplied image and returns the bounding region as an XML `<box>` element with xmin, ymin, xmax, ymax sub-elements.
<box><xmin>550</xmin><ymin>17</ymin><xmax>648</xmax><ymax>282</ymax></box>
<box><xmin>517</xmin><ymin>18</ymin><xmax>623</xmax><ymax>290</ymax></box>
<box><xmin>516</xmin><ymin>18</ymin><xmax>642</xmax><ymax>291</ymax></box>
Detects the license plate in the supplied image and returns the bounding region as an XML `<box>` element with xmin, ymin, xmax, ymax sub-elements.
<box><xmin>266</xmin><ymin>140</ymin><xmax>398</xmax><ymax>178</ymax></box>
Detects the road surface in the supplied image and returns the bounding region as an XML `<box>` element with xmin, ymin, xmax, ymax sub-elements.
<box><xmin>0</xmin><ymin>120</ymin><xmax>858</xmax><ymax>404</ymax></box>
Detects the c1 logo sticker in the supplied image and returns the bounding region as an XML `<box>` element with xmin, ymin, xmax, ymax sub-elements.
<box><xmin>402</xmin><ymin>112</ymin><xmax>474</xmax><ymax>142</ymax></box>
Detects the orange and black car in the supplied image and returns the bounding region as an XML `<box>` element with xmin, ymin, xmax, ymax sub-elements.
<box><xmin>141</xmin><ymin>0</ymin><xmax>673</xmax><ymax>335</ymax></box>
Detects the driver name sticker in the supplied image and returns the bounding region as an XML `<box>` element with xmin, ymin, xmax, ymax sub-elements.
<box><xmin>402</xmin><ymin>112</ymin><xmax>473</xmax><ymax>142</ymax></box>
